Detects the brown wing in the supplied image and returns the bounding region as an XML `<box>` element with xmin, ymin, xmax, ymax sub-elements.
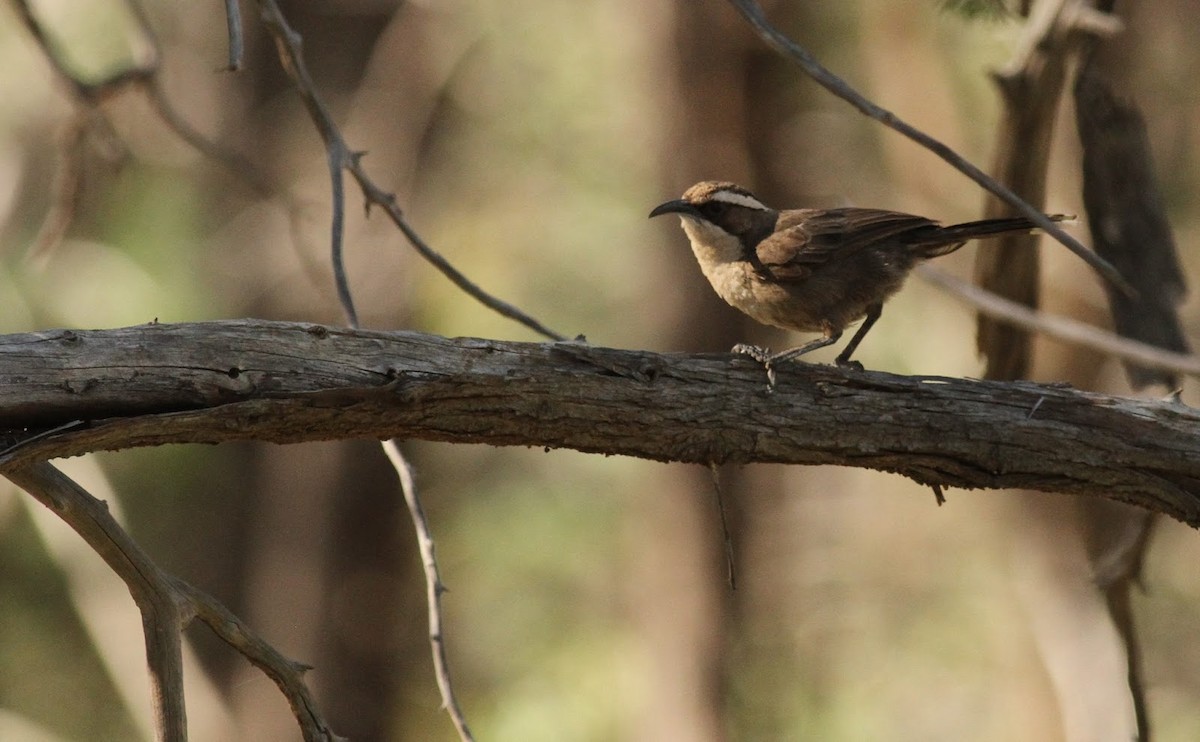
<box><xmin>755</xmin><ymin>208</ymin><xmax>939</xmax><ymax>282</ymax></box>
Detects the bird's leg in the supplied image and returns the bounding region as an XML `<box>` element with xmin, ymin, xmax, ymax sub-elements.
<box><xmin>733</xmin><ymin>325</ymin><xmax>843</xmax><ymax>390</ymax></box>
<box><xmin>833</xmin><ymin>303</ymin><xmax>882</xmax><ymax>371</ymax></box>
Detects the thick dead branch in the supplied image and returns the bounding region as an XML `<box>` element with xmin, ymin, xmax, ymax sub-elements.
<box><xmin>3</xmin><ymin>462</ymin><xmax>188</xmax><ymax>741</ymax></box>
<box><xmin>3</xmin><ymin>462</ymin><xmax>342</xmax><ymax>742</ymax></box>
<box><xmin>0</xmin><ymin>320</ymin><xmax>1198</xmax><ymax>524</ymax></box>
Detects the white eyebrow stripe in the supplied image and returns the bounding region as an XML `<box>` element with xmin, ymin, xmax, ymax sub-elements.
<box><xmin>708</xmin><ymin>190</ymin><xmax>769</xmax><ymax>210</ymax></box>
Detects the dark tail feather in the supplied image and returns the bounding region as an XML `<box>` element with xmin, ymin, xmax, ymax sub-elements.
<box><xmin>913</xmin><ymin>214</ymin><xmax>1073</xmax><ymax>257</ymax></box>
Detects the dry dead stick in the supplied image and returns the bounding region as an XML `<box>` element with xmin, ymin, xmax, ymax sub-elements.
<box><xmin>2</xmin><ymin>462</ymin><xmax>342</xmax><ymax>742</ymax></box>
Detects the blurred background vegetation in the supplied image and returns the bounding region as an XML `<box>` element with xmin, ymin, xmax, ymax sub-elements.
<box><xmin>1</xmin><ymin>1</ymin><xmax>1199</xmax><ymax>740</ymax></box>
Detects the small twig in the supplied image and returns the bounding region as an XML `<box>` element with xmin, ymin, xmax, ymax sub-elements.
<box><xmin>254</xmin><ymin>0</ymin><xmax>566</xmax><ymax>340</ymax></box>
<box><xmin>707</xmin><ymin>463</ymin><xmax>737</xmax><ymax>590</ymax></box>
<box><xmin>726</xmin><ymin>0</ymin><xmax>1133</xmax><ymax>296</ymax></box>
<box><xmin>13</xmin><ymin>0</ymin><xmax>272</xmax><ymax>261</ymax></box>
<box><xmin>327</xmin><ymin>144</ymin><xmax>357</xmax><ymax>326</ymax></box>
<box><xmin>142</xmin><ymin>80</ymin><xmax>273</xmax><ymax>195</ymax></box>
<box><xmin>174</xmin><ymin>579</ymin><xmax>342</xmax><ymax>742</ymax></box>
<box><xmin>931</xmin><ymin>483</ymin><xmax>947</xmax><ymax>506</ymax></box>
<box><xmin>917</xmin><ymin>265</ymin><xmax>1200</xmax><ymax>378</ymax></box>
<box><xmin>222</xmin><ymin>0</ymin><xmax>245</xmax><ymax>71</ymax></box>
<box><xmin>382</xmin><ymin>440</ymin><xmax>475</xmax><ymax>742</ymax></box>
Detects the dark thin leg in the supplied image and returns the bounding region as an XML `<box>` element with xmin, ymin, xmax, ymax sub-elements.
<box><xmin>834</xmin><ymin>303</ymin><xmax>882</xmax><ymax>368</ymax></box>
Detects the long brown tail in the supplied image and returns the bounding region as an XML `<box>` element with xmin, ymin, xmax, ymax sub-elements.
<box><xmin>912</xmin><ymin>214</ymin><xmax>1072</xmax><ymax>257</ymax></box>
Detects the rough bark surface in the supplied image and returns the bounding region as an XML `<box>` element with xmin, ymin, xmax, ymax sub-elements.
<box><xmin>1</xmin><ymin>320</ymin><xmax>1198</xmax><ymax>524</ymax></box>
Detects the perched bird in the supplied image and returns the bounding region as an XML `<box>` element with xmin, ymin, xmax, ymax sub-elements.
<box><xmin>649</xmin><ymin>180</ymin><xmax>1069</xmax><ymax>382</ymax></box>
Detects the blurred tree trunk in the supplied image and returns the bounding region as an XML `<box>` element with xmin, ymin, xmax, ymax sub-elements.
<box><xmin>639</xmin><ymin>2</ymin><xmax>835</xmax><ymax>738</ymax></box>
<box><xmin>976</xmin><ymin>2</ymin><xmax>1189</xmax><ymax>740</ymax></box>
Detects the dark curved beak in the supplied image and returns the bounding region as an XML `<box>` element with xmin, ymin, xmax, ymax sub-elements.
<box><xmin>648</xmin><ymin>199</ymin><xmax>698</xmax><ymax>219</ymax></box>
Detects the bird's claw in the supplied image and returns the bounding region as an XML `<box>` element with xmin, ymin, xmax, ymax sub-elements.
<box><xmin>731</xmin><ymin>343</ymin><xmax>771</xmax><ymax>363</ymax></box>
<box><xmin>732</xmin><ymin>344</ymin><xmax>779</xmax><ymax>392</ymax></box>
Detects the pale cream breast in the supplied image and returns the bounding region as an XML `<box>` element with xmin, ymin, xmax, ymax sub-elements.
<box><xmin>680</xmin><ymin>219</ymin><xmax>815</xmax><ymax>331</ymax></box>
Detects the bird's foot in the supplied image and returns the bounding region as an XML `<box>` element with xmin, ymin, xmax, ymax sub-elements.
<box><xmin>731</xmin><ymin>343</ymin><xmax>772</xmax><ymax>364</ymax></box>
<box><xmin>834</xmin><ymin>355</ymin><xmax>863</xmax><ymax>372</ymax></box>
<box><xmin>732</xmin><ymin>344</ymin><xmax>782</xmax><ymax>391</ymax></box>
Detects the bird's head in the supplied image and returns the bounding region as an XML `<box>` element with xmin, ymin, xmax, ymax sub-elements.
<box><xmin>649</xmin><ymin>181</ymin><xmax>777</xmax><ymax>247</ymax></box>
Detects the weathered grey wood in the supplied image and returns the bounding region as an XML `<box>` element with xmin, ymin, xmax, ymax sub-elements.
<box><xmin>1</xmin><ymin>319</ymin><xmax>1198</xmax><ymax>524</ymax></box>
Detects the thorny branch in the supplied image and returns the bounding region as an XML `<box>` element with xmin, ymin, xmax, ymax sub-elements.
<box><xmin>3</xmin><ymin>462</ymin><xmax>341</xmax><ymax>742</ymax></box>
<box><xmin>253</xmin><ymin>0</ymin><xmax>567</xmax><ymax>341</ymax></box>
<box><xmin>383</xmin><ymin>441</ymin><xmax>475</xmax><ymax>742</ymax></box>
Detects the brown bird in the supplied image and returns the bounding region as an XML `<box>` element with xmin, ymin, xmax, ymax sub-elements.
<box><xmin>650</xmin><ymin>180</ymin><xmax>1069</xmax><ymax>382</ymax></box>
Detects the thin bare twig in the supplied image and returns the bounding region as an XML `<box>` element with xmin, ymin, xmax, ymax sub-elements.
<box><xmin>12</xmin><ymin>0</ymin><xmax>271</xmax><ymax>259</ymax></box>
<box><xmin>707</xmin><ymin>463</ymin><xmax>737</xmax><ymax>590</ymax></box>
<box><xmin>254</xmin><ymin>0</ymin><xmax>567</xmax><ymax>340</ymax></box>
<box><xmin>173</xmin><ymin>579</ymin><xmax>342</xmax><ymax>742</ymax></box>
<box><xmin>382</xmin><ymin>441</ymin><xmax>475</xmax><ymax>742</ymax></box>
<box><xmin>726</xmin><ymin>0</ymin><xmax>1133</xmax><ymax>296</ymax></box>
<box><xmin>918</xmin><ymin>265</ymin><xmax>1200</xmax><ymax>378</ymax></box>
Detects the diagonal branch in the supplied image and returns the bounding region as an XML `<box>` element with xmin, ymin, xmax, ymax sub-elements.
<box><xmin>2</xmin><ymin>462</ymin><xmax>188</xmax><ymax>742</ymax></box>
<box><xmin>253</xmin><ymin>0</ymin><xmax>567</xmax><ymax>340</ymax></box>
<box><xmin>2</xmin><ymin>460</ymin><xmax>343</xmax><ymax>742</ymax></box>
<box><xmin>726</xmin><ymin>0</ymin><xmax>1132</xmax><ymax>296</ymax></box>
<box><xmin>173</xmin><ymin>579</ymin><xmax>342</xmax><ymax>742</ymax></box>
<box><xmin>917</xmin><ymin>266</ymin><xmax>1200</xmax><ymax>379</ymax></box>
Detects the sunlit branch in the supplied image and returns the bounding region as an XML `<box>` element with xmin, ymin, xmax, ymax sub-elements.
<box><xmin>918</xmin><ymin>265</ymin><xmax>1200</xmax><ymax>379</ymax></box>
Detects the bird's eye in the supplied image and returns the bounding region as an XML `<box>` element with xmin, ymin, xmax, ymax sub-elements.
<box><xmin>699</xmin><ymin>202</ymin><xmax>729</xmax><ymax>220</ymax></box>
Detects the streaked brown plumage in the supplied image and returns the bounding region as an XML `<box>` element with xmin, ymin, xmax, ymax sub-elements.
<box><xmin>649</xmin><ymin>180</ymin><xmax>1068</xmax><ymax>377</ymax></box>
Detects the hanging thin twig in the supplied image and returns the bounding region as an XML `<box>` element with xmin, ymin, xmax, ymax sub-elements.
<box><xmin>707</xmin><ymin>463</ymin><xmax>737</xmax><ymax>590</ymax></box>
<box><xmin>382</xmin><ymin>441</ymin><xmax>475</xmax><ymax>742</ymax></box>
